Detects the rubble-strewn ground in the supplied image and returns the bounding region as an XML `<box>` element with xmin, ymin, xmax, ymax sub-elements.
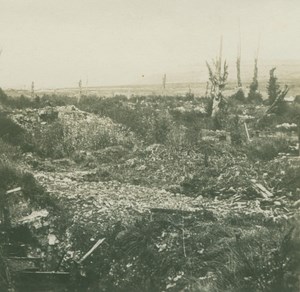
<box><xmin>1</xmin><ymin>94</ymin><xmax>300</xmax><ymax>291</ymax></box>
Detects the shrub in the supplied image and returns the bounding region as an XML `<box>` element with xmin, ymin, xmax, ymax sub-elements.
<box><xmin>0</xmin><ymin>113</ymin><xmax>34</xmax><ymax>152</ymax></box>
<box><xmin>0</xmin><ymin>87</ymin><xmax>8</xmax><ymax>103</ymax></box>
<box><xmin>40</xmin><ymin>94</ymin><xmax>74</xmax><ymax>107</ymax></box>
<box><xmin>32</xmin><ymin>121</ymin><xmax>69</xmax><ymax>158</ymax></box>
<box><xmin>184</xmin><ymin>122</ymin><xmax>202</xmax><ymax>147</ymax></box>
<box><xmin>230</xmin><ymin>88</ymin><xmax>245</xmax><ymax>102</ymax></box>
<box><xmin>0</xmin><ymin>159</ymin><xmax>56</xmax><ymax>209</ymax></box>
<box><xmin>0</xmin><ymin>114</ymin><xmax>24</xmax><ymax>144</ymax></box>
<box><xmin>0</xmin><ymin>139</ymin><xmax>22</xmax><ymax>161</ymax></box>
<box><xmin>256</xmin><ymin>113</ymin><xmax>287</xmax><ymax>130</ymax></box>
<box><xmin>228</xmin><ymin>115</ymin><xmax>243</xmax><ymax>145</ymax></box>
<box><xmin>148</xmin><ymin>112</ymin><xmax>174</xmax><ymax>145</ymax></box>
<box><xmin>68</xmin><ymin>211</ymin><xmax>299</xmax><ymax>292</ymax></box>
<box><xmin>1</xmin><ymin>94</ymin><xmax>36</xmax><ymax>109</ymax></box>
<box><xmin>246</xmin><ymin>138</ymin><xmax>290</xmax><ymax>161</ymax></box>
<box><xmin>280</xmin><ymin>166</ymin><xmax>300</xmax><ymax>194</ymax></box>
<box><xmin>247</xmin><ymin>90</ymin><xmax>263</xmax><ymax>104</ymax></box>
<box><xmin>0</xmin><ymin>160</ymin><xmax>21</xmax><ymax>190</ymax></box>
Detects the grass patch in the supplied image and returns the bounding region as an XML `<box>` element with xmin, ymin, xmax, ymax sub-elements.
<box><xmin>0</xmin><ymin>159</ymin><xmax>56</xmax><ymax>209</ymax></box>
<box><xmin>246</xmin><ymin>137</ymin><xmax>290</xmax><ymax>161</ymax></box>
<box><xmin>68</xmin><ymin>211</ymin><xmax>299</xmax><ymax>292</ymax></box>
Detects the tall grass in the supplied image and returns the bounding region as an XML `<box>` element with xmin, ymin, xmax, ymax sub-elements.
<box><xmin>68</xmin><ymin>211</ymin><xmax>299</xmax><ymax>292</ymax></box>
<box><xmin>246</xmin><ymin>137</ymin><xmax>290</xmax><ymax>161</ymax></box>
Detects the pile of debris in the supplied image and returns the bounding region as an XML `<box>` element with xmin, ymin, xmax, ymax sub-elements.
<box><xmin>9</xmin><ymin>105</ymin><xmax>136</xmax><ymax>155</ymax></box>
<box><xmin>34</xmin><ymin>168</ymin><xmax>297</xmax><ymax>234</ymax></box>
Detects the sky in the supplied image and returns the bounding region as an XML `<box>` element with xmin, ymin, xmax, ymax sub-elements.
<box><xmin>0</xmin><ymin>0</ymin><xmax>299</xmax><ymax>89</ymax></box>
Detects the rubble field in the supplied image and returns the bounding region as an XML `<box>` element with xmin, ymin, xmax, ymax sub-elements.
<box><xmin>1</xmin><ymin>99</ymin><xmax>300</xmax><ymax>291</ymax></box>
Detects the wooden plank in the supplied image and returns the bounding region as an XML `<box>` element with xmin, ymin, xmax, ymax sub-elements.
<box><xmin>255</xmin><ymin>183</ymin><xmax>273</xmax><ymax>197</ymax></box>
<box><xmin>77</xmin><ymin>238</ymin><xmax>105</xmax><ymax>264</ymax></box>
<box><xmin>5</xmin><ymin>257</ymin><xmax>43</xmax><ymax>261</ymax></box>
<box><xmin>19</xmin><ymin>271</ymin><xmax>69</xmax><ymax>275</ymax></box>
<box><xmin>251</xmin><ymin>180</ymin><xmax>273</xmax><ymax>199</ymax></box>
<box><xmin>244</xmin><ymin>122</ymin><xmax>251</xmax><ymax>142</ymax></box>
<box><xmin>150</xmin><ymin>208</ymin><xmax>197</xmax><ymax>215</ymax></box>
<box><xmin>6</xmin><ymin>187</ymin><xmax>21</xmax><ymax>195</ymax></box>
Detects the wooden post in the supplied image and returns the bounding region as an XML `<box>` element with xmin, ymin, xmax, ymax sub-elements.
<box><xmin>244</xmin><ymin>122</ymin><xmax>251</xmax><ymax>142</ymax></box>
<box><xmin>31</xmin><ymin>81</ymin><xmax>35</xmax><ymax>99</ymax></box>
<box><xmin>218</xmin><ymin>35</ymin><xmax>223</xmax><ymax>79</ymax></box>
<box><xmin>237</xmin><ymin>22</ymin><xmax>242</xmax><ymax>88</ymax></box>
<box><xmin>163</xmin><ymin>74</ymin><xmax>167</xmax><ymax>90</ymax></box>
<box><xmin>205</xmin><ymin>81</ymin><xmax>209</xmax><ymax>97</ymax></box>
<box><xmin>298</xmin><ymin>120</ymin><xmax>300</xmax><ymax>156</ymax></box>
<box><xmin>78</xmin><ymin>79</ymin><xmax>82</xmax><ymax>104</ymax></box>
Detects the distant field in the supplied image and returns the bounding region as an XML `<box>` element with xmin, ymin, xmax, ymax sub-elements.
<box><xmin>6</xmin><ymin>80</ymin><xmax>300</xmax><ymax>100</ymax></box>
<box><xmin>4</xmin><ymin>59</ymin><xmax>300</xmax><ymax>98</ymax></box>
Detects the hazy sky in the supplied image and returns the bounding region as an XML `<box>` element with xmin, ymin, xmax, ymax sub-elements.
<box><xmin>0</xmin><ymin>0</ymin><xmax>299</xmax><ymax>88</ymax></box>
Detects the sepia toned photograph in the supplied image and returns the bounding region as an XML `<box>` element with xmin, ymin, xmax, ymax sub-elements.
<box><xmin>0</xmin><ymin>0</ymin><xmax>299</xmax><ymax>291</ymax></box>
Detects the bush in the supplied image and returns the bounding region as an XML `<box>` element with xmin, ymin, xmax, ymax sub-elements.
<box><xmin>0</xmin><ymin>113</ymin><xmax>33</xmax><ymax>152</ymax></box>
<box><xmin>256</xmin><ymin>113</ymin><xmax>287</xmax><ymax>130</ymax></box>
<box><xmin>247</xmin><ymin>91</ymin><xmax>263</xmax><ymax>104</ymax></box>
<box><xmin>0</xmin><ymin>139</ymin><xmax>22</xmax><ymax>161</ymax></box>
<box><xmin>147</xmin><ymin>111</ymin><xmax>174</xmax><ymax>145</ymax></box>
<box><xmin>0</xmin><ymin>88</ymin><xmax>8</xmax><ymax>103</ymax></box>
<box><xmin>246</xmin><ymin>138</ymin><xmax>290</xmax><ymax>161</ymax></box>
<box><xmin>68</xmin><ymin>212</ymin><xmax>299</xmax><ymax>292</ymax></box>
<box><xmin>228</xmin><ymin>115</ymin><xmax>243</xmax><ymax>146</ymax></box>
<box><xmin>0</xmin><ymin>113</ymin><xmax>24</xmax><ymax>143</ymax></box>
<box><xmin>0</xmin><ymin>94</ymin><xmax>36</xmax><ymax>109</ymax></box>
<box><xmin>280</xmin><ymin>166</ymin><xmax>300</xmax><ymax>194</ymax></box>
<box><xmin>0</xmin><ymin>159</ymin><xmax>56</xmax><ymax>209</ymax></box>
<box><xmin>32</xmin><ymin>121</ymin><xmax>69</xmax><ymax>158</ymax></box>
<box><xmin>0</xmin><ymin>160</ymin><xmax>21</xmax><ymax>190</ymax></box>
<box><xmin>230</xmin><ymin>88</ymin><xmax>245</xmax><ymax>102</ymax></box>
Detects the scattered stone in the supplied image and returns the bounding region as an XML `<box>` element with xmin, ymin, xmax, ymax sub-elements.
<box><xmin>293</xmin><ymin>199</ymin><xmax>300</xmax><ymax>208</ymax></box>
<box><xmin>48</xmin><ymin>234</ymin><xmax>58</xmax><ymax>245</ymax></box>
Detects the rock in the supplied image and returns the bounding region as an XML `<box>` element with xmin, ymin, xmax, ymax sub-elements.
<box><xmin>293</xmin><ymin>199</ymin><xmax>300</xmax><ymax>208</ymax></box>
<box><xmin>48</xmin><ymin>234</ymin><xmax>58</xmax><ymax>245</ymax></box>
<box><xmin>137</xmin><ymin>165</ymin><xmax>146</xmax><ymax>171</ymax></box>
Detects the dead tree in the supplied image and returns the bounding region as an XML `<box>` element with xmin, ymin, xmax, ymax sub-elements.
<box><xmin>266</xmin><ymin>85</ymin><xmax>289</xmax><ymax>115</ymax></box>
<box><xmin>162</xmin><ymin>74</ymin><xmax>166</xmax><ymax>90</ymax></box>
<box><xmin>267</xmin><ymin>67</ymin><xmax>280</xmax><ymax>104</ymax></box>
<box><xmin>236</xmin><ymin>25</ymin><xmax>242</xmax><ymax>88</ymax></box>
<box><xmin>206</xmin><ymin>37</ymin><xmax>228</xmax><ymax>118</ymax></box>
<box><xmin>205</xmin><ymin>81</ymin><xmax>210</xmax><ymax>97</ymax></box>
<box><xmin>248</xmin><ymin>51</ymin><xmax>261</xmax><ymax>103</ymax></box>
<box><xmin>31</xmin><ymin>81</ymin><xmax>35</xmax><ymax>99</ymax></box>
<box><xmin>251</xmin><ymin>57</ymin><xmax>258</xmax><ymax>91</ymax></box>
<box><xmin>78</xmin><ymin>79</ymin><xmax>82</xmax><ymax>104</ymax></box>
<box><xmin>298</xmin><ymin>118</ymin><xmax>300</xmax><ymax>156</ymax></box>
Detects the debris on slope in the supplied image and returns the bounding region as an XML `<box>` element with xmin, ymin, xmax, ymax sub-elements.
<box><xmin>9</xmin><ymin>105</ymin><xmax>137</xmax><ymax>156</ymax></box>
<box><xmin>34</xmin><ymin>168</ymin><xmax>296</xmax><ymax>233</ymax></box>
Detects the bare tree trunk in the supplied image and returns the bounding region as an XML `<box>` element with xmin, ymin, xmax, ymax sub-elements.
<box><xmin>298</xmin><ymin>120</ymin><xmax>300</xmax><ymax>156</ymax></box>
<box><xmin>237</xmin><ymin>24</ymin><xmax>242</xmax><ymax>87</ymax></box>
<box><xmin>211</xmin><ymin>92</ymin><xmax>221</xmax><ymax>118</ymax></box>
<box><xmin>78</xmin><ymin>79</ymin><xmax>82</xmax><ymax>104</ymax></box>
